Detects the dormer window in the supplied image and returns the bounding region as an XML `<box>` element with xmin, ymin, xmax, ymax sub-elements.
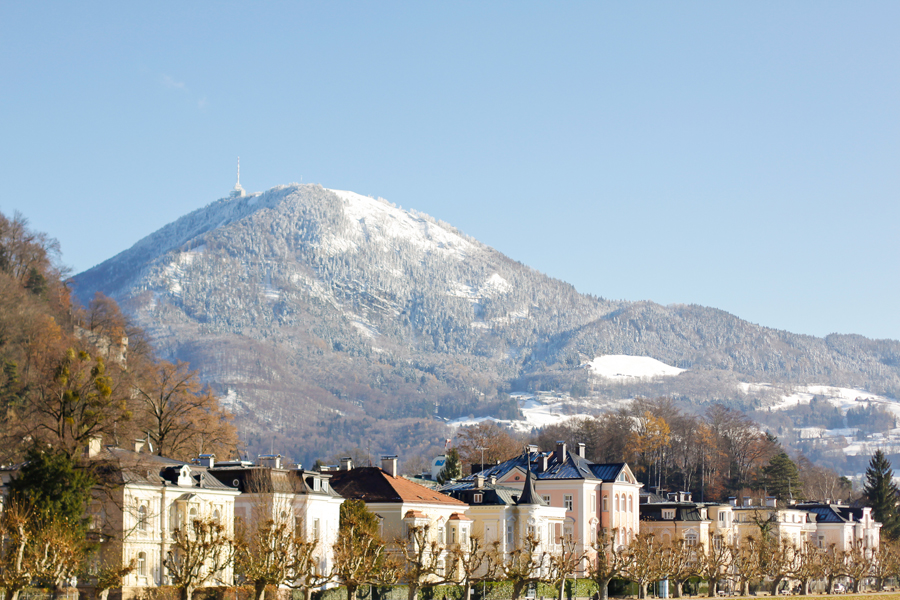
<box><xmin>662</xmin><ymin>509</ymin><xmax>676</xmax><ymax>520</ymax></box>
<box><xmin>313</xmin><ymin>478</ymin><xmax>321</xmax><ymax>491</ymax></box>
<box><xmin>474</xmin><ymin>493</ymin><xmax>483</xmax><ymax>504</ymax></box>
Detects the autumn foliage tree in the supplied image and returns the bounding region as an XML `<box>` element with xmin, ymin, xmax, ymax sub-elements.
<box><xmin>134</xmin><ymin>359</ymin><xmax>239</xmax><ymax>461</ymax></box>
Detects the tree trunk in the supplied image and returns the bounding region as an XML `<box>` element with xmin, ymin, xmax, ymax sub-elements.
<box><xmin>407</xmin><ymin>583</ymin><xmax>419</xmax><ymax>600</ymax></box>
<box><xmin>511</xmin><ymin>581</ymin><xmax>526</xmax><ymax>600</ymax></box>
<box><xmin>598</xmin><ymin>578</ymin><xmax>611</xmax><ymax>600</ymax></box>
<box><xmin>673</xmin><ymin>580</ymin><xmax>684</xmax><ymax>598</ymax></box>
<box><xmin>707</xmin><ymin>578</ymin><xmax>717</xmax><ymax>597</ymax></box>
<box><xmin>771</xmin><ymin>577</ymin><xmax>783</xmax><ymax>596</ymax></box>
<box><xmin>558</xmin><ymin>581</ymin><xmax>565</xmax><ymax>600</ymax></box>
<box><xmin>99</xmin><ymin>589</ymin><xmax>111</xmax><ymax>600</ymax></box>
<box><xmin>463</xmin><ymin>583</ymin><xmax>472</xmax><ymax>600</ymax></box>
<box><xmin>799</xmin><ymin>579</ymin><xmax>809</xmax><ymax>595</ymax></box>
<box><xmin>347</xmin><ymin>584</ymin><xmax>358</xmax><ymax>600</ymax></box>
<box><xmin>852</xmin><ymin>579</ymin><xmax>861</xmax><ymax>594</ymax></box>
<box><xmin>638</xmin><ymin>582</ymin><xmax>648</xmax><ymax>599</ymax></box>
<box><xmin>741</xmin><ymin>581</ymin><xmax>750</xmax><ymax>597</ymax></box>
<box><xmin>254</xmin><ymin>580</ymin><xmax>267</xmax><ymax>600</ymax></box>
<box><xmin>304</xmin><ymin>587</ymin><xmax>314</xmax><ymax>600</ymax></box>
<box><xmin>181</xmin><ymin>585</ymin><xmax>195</xmax><ymax>600</ymax></box>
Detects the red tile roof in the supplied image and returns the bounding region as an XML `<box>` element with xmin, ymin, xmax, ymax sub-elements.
<box><xmin>330</xmin><ymin>467</ymin><xmax>468</xmax><ymax>506</ymax></box>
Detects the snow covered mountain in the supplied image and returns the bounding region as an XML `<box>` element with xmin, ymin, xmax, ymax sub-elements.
<box><xmin>72</xmin><ymin>184</ymin><xmax>900</xmax><ymax>466</ymax></box>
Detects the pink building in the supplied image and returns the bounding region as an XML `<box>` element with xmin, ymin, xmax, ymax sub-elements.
<box><xmin>451</xmin><ymin>442</ymin><xmax>642</xmax><ymax>566</ymax></box>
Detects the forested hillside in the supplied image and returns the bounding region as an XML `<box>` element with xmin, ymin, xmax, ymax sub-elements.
<box><xmin>0</xmin><ymin>211</ymin><xmax>239</xmax><ymax>464</ymax></box>
<box><xmin>71</xmin><ymin>184</ymin><xmax>900</xmax><ymax>467</ymax></box>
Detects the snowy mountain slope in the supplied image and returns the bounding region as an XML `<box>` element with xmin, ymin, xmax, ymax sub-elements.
<box><xmin>72</xmin><ymin>183</ymin><xmax>900</xmax><ymax>466</ymax></box>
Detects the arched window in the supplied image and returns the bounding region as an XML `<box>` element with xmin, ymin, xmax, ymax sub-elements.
<box><xmin>189</xmin><ymin>507</ymin><xmax>198</xmax><ymax>524</ymax></box>
<box><xmin>138</xmin><ymin>505</ymin><xmax>148</xmax><ymax>531</ymax></box>
<box><xmin>615</xmin><ymin>494</ymin><xmax>620</xmax><ymax>512</ymax></box>
<box><xmin>627</xmin><ymin>496</ymin><xmax>633</xmax><ymax>513</ymax></box>
<box><xmin>213</xmin><ymin>509</ymin><xmax>221</xmax><ymax>524</ymax></box>
<box><xmin>137</xmin><ymin>551</ymin><xmax>147</xmax><ymax>577</ymax></box>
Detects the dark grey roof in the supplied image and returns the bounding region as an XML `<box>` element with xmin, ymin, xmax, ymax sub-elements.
<box><xmin>440</xmin><ymin>482</ymin><xmax>522</xmax><ymax>506</ymax></box>
<box><xmin>458</xmin><ymin>448</ymin><xmax>630</xmax><ymax>484</ymax></box>
<box><xmin>794</xmin><ymin>503</ymin><xmax>864</xmax><ymax>524</ymax></box>
<box><xmin>94</xmin><ymin>447</ymin><xmax>234</xmax><ymax>491</ymax></box>
<box><xmin>207</xmin><ymin>466</ymin><xmax>341</xmax><ymax>497</ymax></box>
<box><xmin>639</xmin><ymin>502</ymin><xmax>707</xmax><ymax>522</ymax></box>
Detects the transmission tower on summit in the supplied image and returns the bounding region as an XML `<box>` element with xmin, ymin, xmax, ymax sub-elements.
<box><xmin>230</xmin><ymin>157</ymin><xmax>246</xmax><ymax>198</ymax></box>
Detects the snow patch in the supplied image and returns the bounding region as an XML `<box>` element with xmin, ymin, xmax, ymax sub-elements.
<box><xmin>588</xmin><ymin>355</ymin><xmax>685</xmax><ymax>380</ymax></box>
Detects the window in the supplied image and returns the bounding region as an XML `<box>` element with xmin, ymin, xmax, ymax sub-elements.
<box><xmin>474</xmin><ymin>493</ymin><xmax>483</xmax><ymax>504</ymax></box>
<box><xmin>615</xmin><ymin>495</ymin><xmax>620</xmax><ymax>512</ymax></box>
<box><xmin>590</xmin><ymin>527</ymin><xmax>596</xmax><ymax>544</ymax></box>
<box><xmin>564</xmin><ymin>525</ymin><xmax>573</xmax><ymax>542</ymax></box>
<box><xmin>591</xmin><ymin>494</ymin><xmax>596</xmax><ymax>514</ymax></box>
<box><xmin>564</xmin><ymin>495</ymin><xmax>573</xmax><ymax>511</ymax></box>
<box><xmin>542</xmin><ymin>495</ymin><xmax>551</xmax><ymax>505</ymax></box>
<box><xmin>603</xmin><ymin>496</ymin><xmax>608</xmax><ymax>512</ymax></box>
<box><xmin>437</xmin><ymin>559</ymin><xmax>444</xmax><ymax>576</ymax></box>
<box><xmin>662</xmin><ymin>509</ymin><xmax>675</xmax><ymax>520</ymax></box>
<box><xmin>461</xmin><ymin>525</ymin><xmax>468</xmax><ymax>543</ymax></box>
<box><xmin>627</xmin><ymin>496</ymin><xmax>633</xmax><ymax>513</ymax></box>
<box><xmin>685</xmin><ymin>530</ymin><xmax>698</xmax><ymax>547</ymax></box>
<box><xmin>313</xmin><ymin>478</ymin><xmax>321</xmax><ymax>491</ymax></box>
<box><xmin>506</xmin><ymin>523</ymin><xmax>514</xmax><ymax>545</ymax></box>
<box><xmin>313</xmin><ymin>518</ymin><xmax>321</xmax><ymax>540</ymax></box>
<box><xmin>438</xmin><ymin>526</ymin><xmax>445</xmax><ymax>544</ymax></box>
<box><xmin>213</xmin><ymin>509</ymin><xmax>221</xmax><ymax>524</ymax></box>
<box><xmin>138</xmin><ymin>505</ymin><xmax>148</xmax><ymax>531</ymax></box>
<box><xmin>451</xmin><ymin>527</ymin><xmax>457</xmax><ymax>544</ymax></box>
<box><xmin>137</xmin><ymin>552</ymin><xmax>147</xmax><ymax>577</ymax></box>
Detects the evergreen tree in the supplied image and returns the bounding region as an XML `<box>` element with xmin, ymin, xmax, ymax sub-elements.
<box><xmin>7</xmin><ymin>444</ymin><xmax>95</xmax><ymax>530</ymax></box>
<box><xmin>864</xmin><ymin>450</ymin><xmax>900</xmax><ymax>540</ymax></box>
<box><xmin>762</xmin><ymin>451</ymin><xmax>802</xmax><ymax>503</ymax></box>
<box><xmin>437</xmin><ymin>448</ymin><xmax>462</xmax><ymax>484</ymax></box>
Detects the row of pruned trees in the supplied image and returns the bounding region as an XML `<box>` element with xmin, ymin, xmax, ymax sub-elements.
<box><xmin>593</xmin><ymin>530</ymin><xmax>900</xmax><ymax>599</ymax></box>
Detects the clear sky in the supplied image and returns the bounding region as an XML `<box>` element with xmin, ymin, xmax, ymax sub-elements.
<box><xmin>2</xmin><ymin>2</ymin><xmax>898</xmax><ymax>341</ymax></box>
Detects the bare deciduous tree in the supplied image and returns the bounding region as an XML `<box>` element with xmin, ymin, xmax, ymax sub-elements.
<box><xmin>164</xmin><ymin>517</ymin><xmax>234</xmax><ymax>600</ymax></box>
<box><xmin>588</xmin><ymin>528</ymin><xmax>630</xmax><ymax>600</ymax></box>
<box><xmin>492</xmin><ymin>532</ymin><xmax>549</xmax><ymax>600</ymax></box>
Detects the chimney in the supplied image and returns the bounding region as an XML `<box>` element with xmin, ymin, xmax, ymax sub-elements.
<box><xmin>340</xmin><ymin>457</ymin><xmax>353</xmax><ymax>471</ymax></box>
<box><xmin>489</xmin><ymin>475</ymin><xmax>497</xmax><ymax>485</ymax></box>
<box><xmin>381</xmin><ymin>455</ymin><xmax>398</xmax><ymax>477</ymax></box>
<box><xmin>729</xmin><ymin>497</ymin><xmax>737</xmax><ymax>507</ymax></box>
<box><xmin>743</xmin><ymin>496</ymin><xmax>752</xmax><ymax>507</ymax></box>
<box><xmin>539</xmin><ymin>454</ymin><xmax>549</xmax><ymax>472</ymax></box>
<box><xmin>198</xmin><ymin>454</ymin><xmax>215</xmax><ymax>468</ymax></box>
<box><xmin>577</xmin><ymin>443</ymin><xmax>586</xmax><ymax>458</ymax></box>
<box><xmin>475</xmin><ymin>474</ymin><xmax>485</xmax><ymax>489</ymax></box>
<box><xmin>84</xmin><ymin>435</ymin><xmax>102</xmax><ymax>458</ymax></box>
<box><xmin>258</xmin><ymin>454</ymin><xmax>282</xmax><ymax>469</ymax></box>
<box><xmin>134</xmin><ymin>439</ymin><xmax>145</xmax><ymax>453</ymax></box>
<box><xmin>555</xmin><ymin>441</ymin><xmax>567</xmax><ymax>464</ymax></box>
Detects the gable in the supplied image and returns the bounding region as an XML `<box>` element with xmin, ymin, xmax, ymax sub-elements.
<box><xmin>498</xmin><ymin>467</ymin><xmax>527</xmax><ymax>485</ymax></box>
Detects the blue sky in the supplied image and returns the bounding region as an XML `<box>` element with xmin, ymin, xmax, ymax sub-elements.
<box><xmin>2</xmin><ymin>2</ymin><xmax>898</xmax><ymax>340</ymax></box>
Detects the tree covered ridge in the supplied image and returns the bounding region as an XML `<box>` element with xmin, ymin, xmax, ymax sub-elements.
<box><xmin>0</xmin><ymin>211</ymin><xmax>239</xmax><ymax>465</ymax></box>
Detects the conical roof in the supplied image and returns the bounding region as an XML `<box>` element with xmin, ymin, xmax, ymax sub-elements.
<box><xmin>516</xmin><ymin>462</ymin><xmax>546</xmax><ymax>506</ymax></box>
